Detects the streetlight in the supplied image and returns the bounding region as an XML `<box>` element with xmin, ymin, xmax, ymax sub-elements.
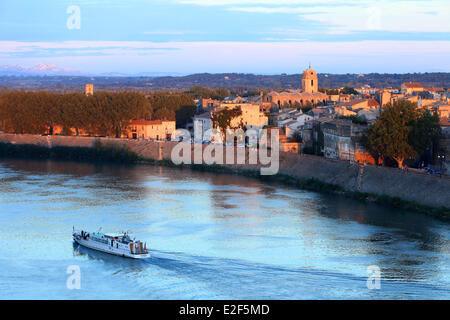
<box><xmin>437</xmin><ymin>153</ymin><xmax>446</xmax><ymax>178</ymax></box>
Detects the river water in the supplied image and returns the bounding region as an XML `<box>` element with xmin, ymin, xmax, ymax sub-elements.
<box><xmin>0</xmin><ymin>158</ymin><xmax>448</xmax><ymax>299</ymax></box>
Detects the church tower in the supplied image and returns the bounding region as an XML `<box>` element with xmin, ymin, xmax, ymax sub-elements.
<box><xmin>85</xmin><ymin>83</ymin><xmax>94</xmax><ymax>96</ymax></box>
<box><xmin>302</xmin><ymin>65</ymin><xmax>318</xmax><ymax>93</ymax></box>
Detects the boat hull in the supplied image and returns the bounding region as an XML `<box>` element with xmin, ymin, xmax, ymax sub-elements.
<box><xmin>74</xmin><ymin>237</ymin><xmax>150</xmax><ymax>259</ymax></box>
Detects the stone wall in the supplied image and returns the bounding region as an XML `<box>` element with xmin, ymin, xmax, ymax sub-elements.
<box><xmin>1</xmin><ymin>133</ymin><xmax>449</xmax><ymax>210</ymax></box>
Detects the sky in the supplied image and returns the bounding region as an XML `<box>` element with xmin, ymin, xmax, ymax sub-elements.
<box><xmin>1</xmin><ymin>0</ymin><xmax>450</xmax><ymax>74</ymax></box>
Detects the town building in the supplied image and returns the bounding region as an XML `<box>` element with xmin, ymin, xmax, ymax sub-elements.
<box><xmin>437</xmin><ymin>105</ymin><xmax>450</xmax><ymax>118</ymax></box>
<box><xmin>265</xmin><ymin>127</ymin><xmax>300</xmax><ymax>154</ymax></box>
<box><xmin>440</xmin><ymin>117</ymin><xmax>450</xmax><ymax>138</ymax></box>
<box><xmin>307</xmin><ymin>107</ymin><xmax>334</xmax><ymax>119</ymax></box>
<box><xmin>196</xmin><ymin>98</ymin><xmax>221</xmax><ymax>113</ymax></box>
<box><xmin>322</xmin><ymin>119</ymin><xmax>375</xmax><ymax>164</ymax></box>
<box><xmin>401</xmin><ymin>82</ymin><xmax>424</xmax><ymax>95</ymax></box>
<box><xmin>375</xmin><ymin>90</ymin><xmax>392</xmax><ymax>107</ymax></box>
<box><xmin>193</xmin><ymin>103</ymin><xmax>268</xmax><ymax>143</ymax></box>
<box><xmin>125</xmin><ymin>119</ymin><xmax>175</xmax><ymax>140</ymax></box>
<box><xmin>220</xmin><ymin>103</ymin><xmax>268</xmax><ymax>129</ymax></box>
<box><xmin>193</xmin><ymin>111</ymin><xmax>213</xmax><ymax>143</ymax></box>
<box><xmin>262</xmin><ymin>66</ymin><xmax>328</xmax><ymax>107</ymax></box>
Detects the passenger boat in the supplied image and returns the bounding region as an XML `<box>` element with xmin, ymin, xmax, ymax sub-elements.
<box><xmin>73</xmin><ymin>228</ymin><xmax>150</xmax><ymax>259</ymax></box>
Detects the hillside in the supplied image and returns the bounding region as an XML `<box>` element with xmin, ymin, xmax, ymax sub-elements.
<box><xmin>1</xmin><ymin>72</ymin><xmax>450</xmax><ymax>93</ymax></box>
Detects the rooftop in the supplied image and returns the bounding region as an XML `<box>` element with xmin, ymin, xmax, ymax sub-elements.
<box><xmin>440</xmin><ymin>117</ymin><xmax>450</xmax><ymax>127</ymax></box>
<box><xmin>402</xmin><ymin>82</ymin><xmax>424</xmax><ymax>88</ymax></box>
<box><xmin>130</xmin><ymin>119</ymin><xmax>173</xmax><ymax>126</ymax></box>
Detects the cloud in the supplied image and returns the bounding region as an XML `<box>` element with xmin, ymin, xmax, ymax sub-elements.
<box><xmin>178</xmin><ymin>0</ymin><xmax>450</xmax><ymax>34</ymax></box>
<box><xmin>176</xmin><ymin>0</ymin><xmax>356</xmax><ymax>5</ymax></box>
<box><xmin>0</xmin><ymin>41</ymin><xmax>179</xmax><ymax>55</ymax></box>
<box><xmin>143</xmin><ymin>30</ymin><xmax>205</xmax><ymax>35</ymax></box>
<box><xmin>1</xmin><ymin>40</ymin><xmax>450</xmax><ymax>73</ymax></box>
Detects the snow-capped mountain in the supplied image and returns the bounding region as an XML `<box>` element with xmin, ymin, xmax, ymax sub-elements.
<box><xmin>0</xmin><ymin>63</ymin><xmax>188</xmax><ymax>77</ymax></box>
<box><xmin>0</xmin><ymin>63</ymin><xmax>85</xmax><ymax>76</ymax></box>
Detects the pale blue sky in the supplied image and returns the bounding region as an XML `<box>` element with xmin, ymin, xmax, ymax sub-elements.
<box><xmin>1</xmin><ymin>0</ymin><xmax>450</xmax><ymax>74</ymax></box>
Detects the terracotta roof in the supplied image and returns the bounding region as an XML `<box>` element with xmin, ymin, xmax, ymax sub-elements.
<box><xmin>311</xmin><ymin>108</ymin><xmax>328</xmax><ymax>113</ymax></box>
<box><xmin>402</xmin><ymin>82</ymin><xmax>423</xmax><ymax>88</ymax></box>
<box><xmin>267</xmin><ymin>91</ymin><xmax>327</xmax><ymax>97</ymax></box>
<box><xmin>426</xmin><ymin>87</ymin><xmax>445</xmax><ymax>92</ymax></box>
<box><xmin>367</xmin><ymin>98</ymin><xmax>380</xmax><ymax>108</ymax></box>
<box><xmin>440</xmin><ymin>117</ymin><xmax>450</xmax><ymax>127</ymax></box>
<box><xmin>130</xmin><ymin>119</ymin><xmax>172</xmax><ymax>125</ymax></box>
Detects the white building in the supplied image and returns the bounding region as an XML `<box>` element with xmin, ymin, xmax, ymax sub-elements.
<box><xmin>193</xmin><ymin>111</ymin><xmax>212</xmax><ymax>143</ymax></box>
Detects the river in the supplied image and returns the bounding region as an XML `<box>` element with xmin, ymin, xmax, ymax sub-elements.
<box><xmin>0</xmin><ymin>158</ymin><xmax>448</xmax><ymax>299</ymax></box>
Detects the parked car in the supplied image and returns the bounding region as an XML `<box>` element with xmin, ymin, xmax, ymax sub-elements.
<box><xmin>426</xmin><ymin>168</ymin><xmax>441</xmax><ymax>175</ymax></box>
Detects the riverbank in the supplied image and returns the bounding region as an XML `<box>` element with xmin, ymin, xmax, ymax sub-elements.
<box><xmin>0</xmin><ymin>140</ymin><xmax>137</xmax><ymax>163</ymax></box>
<box><xmin>140</xmin><ymin>158</ymin><xmax>450</xmax><ymax>221</ymax></box>
<box><xmin>0</xmin><ymin>133</ymin><xmax>449</xmax><ymax>219</ymax></box>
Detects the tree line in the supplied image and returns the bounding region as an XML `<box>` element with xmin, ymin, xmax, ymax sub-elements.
<box><xmin>0</xmin><ymin>91</ymin><xmax>197</xmax><ymax>137</ymax></box>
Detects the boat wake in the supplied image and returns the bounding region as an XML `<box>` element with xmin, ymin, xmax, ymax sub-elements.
<box><xmin>73</xmin><ymin>245</ymin><xmax>450</xmax><ymax>300</ymax></box>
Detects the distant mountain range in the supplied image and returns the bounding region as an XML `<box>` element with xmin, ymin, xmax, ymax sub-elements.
<box><xmin>0</xmin><ymin>63</ymin><xmax>85</xmax><ymax>76</ymax></box>
<box><xmin>1</xmin><ymin>64</ymin><xmax>450</xmax><ymax>91</ymax></box>
<box><xmin>0</xmin><ymin>63</ymin><xmax>185</xmax><ymax>77</ymax></box>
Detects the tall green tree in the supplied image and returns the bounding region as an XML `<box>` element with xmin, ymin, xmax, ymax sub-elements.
<box><xmin>341</xmin><ymin>87</ymin><xmax>359</xmax><ymax>95</ymax></box>
<box><xmin>175</xmin><ymin>105</ymin><xmax>196</xmax><ymax>128</ymax></box>
<box><xmin>408</xmin><ymin>109</ymin><xmax>441</xmax><ymax>156</ymax></box>
<box><xmin>362</xmin><ymin>100</ymin><xmax>439</xmax><ymax>168</ymax></box>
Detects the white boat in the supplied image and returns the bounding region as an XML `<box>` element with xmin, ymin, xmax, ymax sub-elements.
<box><xmin>73</xmin><ymin>228</ymin><xmax>150</xmax><ymax>259</ymax></box>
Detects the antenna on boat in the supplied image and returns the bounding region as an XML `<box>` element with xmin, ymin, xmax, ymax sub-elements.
<box><xmin>98</xmin><ymin>227</ymin><xmax>102</xmax><ymax>233</ymax></box>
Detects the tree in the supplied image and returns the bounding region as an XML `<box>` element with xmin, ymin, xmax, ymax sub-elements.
<box><xmin>211</xmin><ymin>107</ymin><xmax>242</xmax><ymax>139</ymax></box>
<box><xmin>341</xmin><ymin>87</ymin><xmax>359</xmax><ymax>95</ymax></box>
<box><xmin>361</xmin><ymin>122</ymin><xmax>386</xmax><ymax>165</ymax></box>
<box><xmin>319</xmin><ymin>88</ymin><xmax>339</xmax><ymax>95</ymax></box>
<box><xmin>175</xmin><ymin>105</ymin><xmax>196</xmax><ymax>128</ymax></box>
<box><xmin>338</xmin><ymin>115</ymin><xmax>367</xmax><ymax>125</ymax></box>
<box><xmin>186</xmin><ymin>86</ymin><xmax>229</xmax><ymax>100</ymax></box>
<box><xmin>362</xmin><ymin>100</ymin><xmax>422</xmax><ymax>168</ymax></box>
<box><xmin>408</xmin><ymin>109</ymin><xmax>441</xmax><ymax>156</ymax></box>
<box><xmin>59</xmin><ymin>93</ymin><xmax>89</xmax><ymax>136</ymax></box>
<box><xmin>301</xmin><ymin>101</ymin><xmax>313</xmax><ymax>113</ymax></box>
<box><xmin>291</xmin><ymin>130</ymin><xmax>303</xmax><ymax>143</ymax></box>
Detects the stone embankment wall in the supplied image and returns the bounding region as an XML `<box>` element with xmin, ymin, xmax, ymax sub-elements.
<box><xmin>1</xmin><ymin>133</ymin><xmax>449</xmax><ymax>209</ymax></box>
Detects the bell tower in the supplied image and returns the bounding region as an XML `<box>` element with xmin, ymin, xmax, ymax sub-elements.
<box><xmin>302</xmin><ymin>65</ymin><xmax>318</xmax><ymax>93</ymax></box>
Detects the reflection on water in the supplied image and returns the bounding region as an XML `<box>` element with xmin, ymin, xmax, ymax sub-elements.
<box><xmin>0</xmin><ymin>158</ymin><xmax>449</xmax><ymax>299</ymax></box>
